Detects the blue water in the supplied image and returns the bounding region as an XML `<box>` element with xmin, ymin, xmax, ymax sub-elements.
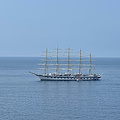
<box><xmin>0</xmin><ymin>57</ymin><xmax>120</xmax><ymax>120</ymax></box>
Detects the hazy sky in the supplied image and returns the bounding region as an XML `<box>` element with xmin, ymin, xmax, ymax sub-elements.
<box><xmin>0</xmin><ymin>0</ymin><xmax>120</xmax><ymax>57</ymax></box>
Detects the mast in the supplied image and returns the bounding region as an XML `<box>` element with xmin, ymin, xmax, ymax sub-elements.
<box><xmin>68</xmin><ymin>48</ymin><xmax>70</xmax><ymax>73</ymax></box>
<box><xmin>64</xmin><ymin>48</ymin><xmax>72</xmax><ymax>73</ymax></box>
<box><xmin>56</xmin><ymin>48</ymin><xmax>58</xmax><ymax>74</ymax></box>
<box><xmin>54</xmin><ymin>48</ymin><xmax>61</xmax><ymax>75</ymax></box>
<box><xmin>79</xmin><ymin>50</ymin><xmax>82</xmax><ymax>74</ymax></box>
<box><xmin>89</xmin><ymin>53</ymin><xmax>91</xmax><ymax>75</ymax></box>
<box><xmin>44</xmin><ymin>48</ymin><xmax>47</xmax><ymax>75</ymax></box>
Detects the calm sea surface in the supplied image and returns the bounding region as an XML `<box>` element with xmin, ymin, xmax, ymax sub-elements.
<box><xmin>0</xmin><ymin>57</ymin><xmax>120</xmax><ymax>120</ymax></box>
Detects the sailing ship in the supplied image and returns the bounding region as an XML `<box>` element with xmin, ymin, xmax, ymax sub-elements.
<box><xmin>30</xmin><ymin>48</ymin><xmax>101</xmax><ymax>81</ymax></box>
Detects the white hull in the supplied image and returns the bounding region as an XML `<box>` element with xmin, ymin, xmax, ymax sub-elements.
<box><xmin>37</xmin><ymin>74</ymin><xmax>101</xmax><ymax>81</ymax></box>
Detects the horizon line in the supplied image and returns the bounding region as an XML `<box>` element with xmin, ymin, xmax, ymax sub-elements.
<box><xmin>0</xmin><ymin>56</ymin><xmax>120</xmax><ymax>58</ymax></box>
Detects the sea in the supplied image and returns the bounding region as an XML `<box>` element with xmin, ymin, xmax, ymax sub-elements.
<box><xmin>0</xmin><ymin>57</ymin><xmax>120</xmax><ymax>120</ymax></box>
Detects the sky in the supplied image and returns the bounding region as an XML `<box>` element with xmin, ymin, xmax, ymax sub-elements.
<box><xmin>0</xmin><ymin>0</ymin><xmax>120</xmax><ymax>57</ymax></box>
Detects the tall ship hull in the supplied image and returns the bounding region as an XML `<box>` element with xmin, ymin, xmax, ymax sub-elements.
<box><xmin>30</xmin><ymin>48</ymin><xmax>101</xmax><ymax>81</ymax></box>
<box><xmin>37</xmin><ymin>74</ymin><xmax>101</xmax><ymax>81</ymax></box>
